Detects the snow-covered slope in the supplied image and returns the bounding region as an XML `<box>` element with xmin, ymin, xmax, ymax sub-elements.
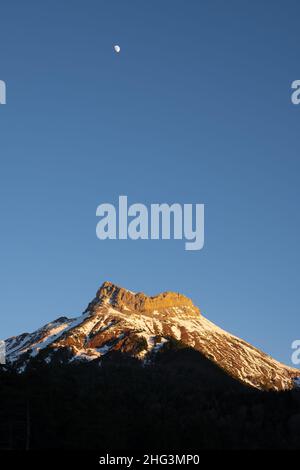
<box><xmin>5</xmin><ymin>281</ymin><xmax>300</xmax><ymax>391</ymax></box>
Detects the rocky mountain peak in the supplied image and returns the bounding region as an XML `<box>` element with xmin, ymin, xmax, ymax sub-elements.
<box><xmin>4</xmin><ymin>279</ymin><xmax>300</xmax><ymax>391</ymax></box>
<box><xmin>86</xmin><ymin>281</ymin><xmax>200</xmax><ymax>317</ymax></box>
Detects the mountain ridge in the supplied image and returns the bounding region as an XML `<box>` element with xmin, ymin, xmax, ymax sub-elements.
<box><xmin>5</xmin><ymin>281</ymin><xmax>300</xmax><ymax>391</ymax></box>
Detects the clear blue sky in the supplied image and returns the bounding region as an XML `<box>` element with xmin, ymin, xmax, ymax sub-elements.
<box><xmin>0</xmin><ymin>0</ymin><xmax>299</xmax><ymax>365</ymax></box>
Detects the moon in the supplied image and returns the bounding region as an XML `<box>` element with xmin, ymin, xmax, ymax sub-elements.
<box><xmin>114</xmin><ymin>45</ymin><xmax>121</xmax><ymax>53</ymax></box>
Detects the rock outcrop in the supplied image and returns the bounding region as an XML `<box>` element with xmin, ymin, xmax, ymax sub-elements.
<box><xmin>86</xmin><ymin>281</ymin><xmax>200</xmax><ymax>318</ymax></box>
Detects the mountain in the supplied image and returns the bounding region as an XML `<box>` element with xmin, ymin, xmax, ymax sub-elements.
<box><xmin>5</xmin><ymin>281</ymin><xmax>300</xmax><ymax>391</ymax></box>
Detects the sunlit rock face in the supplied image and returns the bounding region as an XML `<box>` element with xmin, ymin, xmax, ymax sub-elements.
<box><xmin>5</xmin><ymin>281</ymin><xmax>300</xmax><ymax>392</ymax></box>
<box><xmin>86</xmin><ymin>281</ymin><xmax>200</xmax><ymax>318</ymax></box>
